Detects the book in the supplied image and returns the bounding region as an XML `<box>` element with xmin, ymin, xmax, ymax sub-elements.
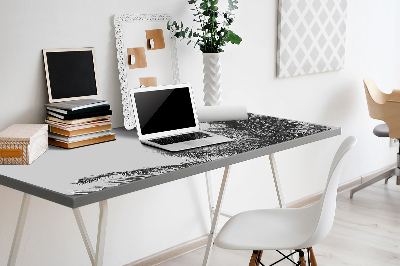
<box><xmin>48</xmin><ymin>134</ymin><xmax>116</xmax><ymax>149</ymax></box>
<box><xmin>46</xmin><ymin>115</ymin><xmax>111</xmax><ymax>125</ymax></box>
<box><xmin>45</xmin><ymin>119</ymin><xmax>111</xmax><ymax>131</ymax></box>
<box><xmin>44</xmin><ymin>99</ymin><xmax>108</xmax><ymax>111</ymax></box>
<box><xmin>46</xmin><ymin>104</ymin><xmax>110</xmax><ymax>115</ymax></box>
<box><xmin>49</xmin><ymin>124</ymin><xmax>112</xmax><ymax>137</ymax></box>
<box><xmin>48</xmin><ymin>130</ymin><xmax>113</xmax><ymax>143</ymax></box>
<box><xmin>47</xmin><ymin>109</ymin><xmax>112</xmax><ymax>120</ymax></box>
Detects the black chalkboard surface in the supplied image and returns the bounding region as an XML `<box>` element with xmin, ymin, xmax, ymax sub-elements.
<box><xmin>43</xmin><ymin>48</ymin><xmax>99</xmax><ymax>102</ymax></box>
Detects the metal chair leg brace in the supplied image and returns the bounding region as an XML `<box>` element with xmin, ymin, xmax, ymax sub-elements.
<box><xmin>253</xmin><ymin>249</ymin><xmax>311</xmax><ymax>266</ymax></box>
<box><xmin>350</xmin><ymin>144</ymin><xmax>400</xmax><ymax>198</ymax></box>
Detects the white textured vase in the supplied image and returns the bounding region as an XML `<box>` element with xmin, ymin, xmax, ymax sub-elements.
<box><xmin>202</xmin><ymin>53</ymin><xmax>222</xmax><ymax>106</ymax></box>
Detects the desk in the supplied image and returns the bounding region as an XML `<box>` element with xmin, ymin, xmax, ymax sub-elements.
<box><xmin>0</xmin><ymin>113</ymin><xmax>340</xmax><ymax>266</ymax></box>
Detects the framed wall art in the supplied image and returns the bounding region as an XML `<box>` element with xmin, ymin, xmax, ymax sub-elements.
<box><xmin>114</xmin><ymin>13</ymin><xmax>180</xmax><ymax>129</ymax></box>
<box><xmin>43</xmin><ymin>47</ymin><xmax>100</xmax><ymax>103</ymax></box>
<box><xmin>277</xmin><ymin>0</ymin><xmax>347</xmax><ymax>78</ymax></box>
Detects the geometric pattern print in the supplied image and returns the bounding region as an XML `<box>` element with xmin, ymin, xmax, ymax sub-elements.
<box><xmin>277</xmin><ymin>0</ymin><xmax>347</xmax><ymax>78</ymax></box>
<box><xmin>0</xmin><ymin>141</ymin><xmax>29</xmax><ymax>165</ymax></box>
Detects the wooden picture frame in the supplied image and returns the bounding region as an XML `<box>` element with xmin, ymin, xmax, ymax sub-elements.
<box><xmin>114</xmin><ymin>13</ymin><xmax>180</xmax><ymax>130</ymax></box>
<box><xmin>43</xmin><ymin>47</ymin><xmax>100</xmax><ymax>103</ymax></box>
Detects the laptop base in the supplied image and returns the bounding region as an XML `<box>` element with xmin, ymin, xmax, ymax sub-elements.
<box><xmin>141</xmin><ymin>133</ymin><xmax>233</xmax><ymax>152</ymax></box>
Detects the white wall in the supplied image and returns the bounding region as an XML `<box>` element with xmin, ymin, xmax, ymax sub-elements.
<box><xmin>1</xmin><ymin>0</ymin><xmax>400</xmax><ymax>265</ymax></box>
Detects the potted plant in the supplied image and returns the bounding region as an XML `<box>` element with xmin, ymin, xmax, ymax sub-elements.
<box><xmin>167</xmin><ymin>0</ymin><xmax>242</xmax><ymax>106</ymax></box>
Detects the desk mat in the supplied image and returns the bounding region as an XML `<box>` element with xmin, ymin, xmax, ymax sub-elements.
<box><xmin>70</xmin><ymin>113</ymin><xmax>332</xmax><ymax>195</ymax></box>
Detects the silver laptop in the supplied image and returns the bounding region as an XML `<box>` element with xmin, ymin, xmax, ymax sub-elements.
<box><xmin>130</xmin><ymin>84</ymin><xmax>233</xmax><ymax>151</ymax></box>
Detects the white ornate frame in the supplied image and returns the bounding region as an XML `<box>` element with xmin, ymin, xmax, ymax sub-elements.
<box><xmin>114</xmin><ymin>13</ymin><xmax>180</xmax><ymax>130</ymax></box>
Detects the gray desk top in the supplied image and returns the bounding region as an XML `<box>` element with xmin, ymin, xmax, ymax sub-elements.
<box><xmin>0</xmin><ymin>114</ymin><xmax>340</xmax><ymax>208</ymax></box>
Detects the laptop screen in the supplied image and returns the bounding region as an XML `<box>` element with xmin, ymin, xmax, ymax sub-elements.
<box><xmin>134</xmin><ymin>86</ymin><xmax>196</xmax><ymax>135</ymax></box>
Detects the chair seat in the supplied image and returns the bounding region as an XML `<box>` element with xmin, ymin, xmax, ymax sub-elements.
<box><xmin>373</xmin><ymin>123</ymin><xmax>389</xmax><ymax>137</ymax></box>
<box><xmin>214</xmin><ymin>203</ymin><xmax>321</xmax><ymax>251</ymax></box>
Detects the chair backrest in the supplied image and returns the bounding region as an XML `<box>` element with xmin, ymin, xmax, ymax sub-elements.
<box><xmin>363</xmin><ymin>78</ymin><xmax>400</xmax><ymax>138</ymax></box>
<box><xmin>302</xmin><ymin>136</ymin><xmax>356</xmax><ymax>248</ymax></box>
<box><xmin>364</xmin><ymin>78</ymin><xmax>386</xmax><ymax>120</ymax></box>
<box><xmin>364</xmin><ymin>78</ymin><xmax>400</xmax><ymax>105</ymax></box>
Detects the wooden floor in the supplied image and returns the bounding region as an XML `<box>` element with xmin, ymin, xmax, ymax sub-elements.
<box><xmin>160</xmin><ymin>178</ymin><xmax>400</xmax><ymax>265</ymax></box>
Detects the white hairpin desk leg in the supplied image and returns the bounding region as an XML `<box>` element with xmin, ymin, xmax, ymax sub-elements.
<box><xmin>205</xmin><ymin>171</ymin><xmax>215</xmax><ymax>222</ymax></box>
<box><xmin>95</xmin><ymin>200</ymin><xmax>108</xmax><ymax>266</ymax></box>
<box><xmin>269</xmin><ymin>153</ymin><xmax>286</xmax><ymax>208</ymax></box>
<box><xmin>202</xmin><ymin>165</ymin><xmax>231</xmax><ymax>266</ymax></box>
<box><xmin>74</xmin><ymin>200</ymin><xmax>108</xmax><ymax>266</ymax></box>
<box><xmin>8</xmin><ymin>193</ymin><xmax>31</xmax><ymax>266</ymax></box>
<box><xmin>73</xmin><ymin>208</ymin><xmax>95</xmax><ymax>265</ymax></box>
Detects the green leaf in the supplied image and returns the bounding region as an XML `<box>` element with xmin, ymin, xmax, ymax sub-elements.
<box><xmin>228</xmin><ymin>0</ymin><xmax>238</xmax><ymax>11</ymax></box>
<box><xmin>200</xmin><ymin>2</ymin><xmax>208</xmax><ymax>10</ymax></box>
<box><xmin>210</xmin><ymin>5</ymin><xmax>218</xmax><ymax>11</ymax></box>
<box><xmin>210</xmin><ymin>0</ymin><xmax>219</xmax><ymax>6</ymax></box>
<box><xmin>226</xmin><ymin>30</ymin><xmax>242</xmax><ymax>44</ymax></box>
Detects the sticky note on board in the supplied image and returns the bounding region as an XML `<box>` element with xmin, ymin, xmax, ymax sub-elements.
<box><xmin>145</xmin><ymin>29</ymin><xmax>165</xmax><ymax>50</ymax></box>
<box><xmin>140</xmin><ymin>77</ymin><xmax>157</xmax><ymax>87</ymax></box>
<box><xmin>127</xmin><ymin>47</ymin><xmax>147</xmax><ymax>69</ymax></box>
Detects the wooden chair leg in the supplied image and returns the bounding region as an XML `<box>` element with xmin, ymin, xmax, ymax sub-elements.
<box><xmin>298</xmin><ymin>250</ymin><xmax>307</xmax><ymax>266</ymax></box>
<box><xmin>249</xmin><ymin>250</ymin><xmax>263</xmax><ymax>266</ymax></box>
<box><xmin>308</xmin><ymin>247</ymin><xmax>318</xmax><ymax>266</ymax></box>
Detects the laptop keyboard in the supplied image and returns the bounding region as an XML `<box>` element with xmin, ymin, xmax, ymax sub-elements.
<box><xmin>149</xmin><ymin>132</ymin><xmax>211</xmax><ymax>145</ymax></box>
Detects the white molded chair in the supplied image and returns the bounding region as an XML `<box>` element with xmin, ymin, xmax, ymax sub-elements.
<box><xmin>214</xmin><ymin>136</ymin><xmax>357</xmax><ymax>266</ymax></box>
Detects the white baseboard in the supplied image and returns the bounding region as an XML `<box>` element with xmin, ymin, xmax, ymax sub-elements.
<box><xmin>285</xmin><ymin>174</ymin><xmax>361</xmax><ymax>208</ymax></box>
<box><xmin>125</xmin><ymin>235</ymin><xmax>209</xmax><ymax>266</ymax></box>
<box><xmin>127</xmin><ymin>163</ymin><xmax>395</xmax><ymax>265</ymax></box>
<box><xmin>360</xmin><ymin>163</ymin><xmax>396</xmax><ymax>183</ymax></box>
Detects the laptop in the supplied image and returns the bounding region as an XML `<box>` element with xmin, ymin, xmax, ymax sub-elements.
<box><xmin>130</xmin><ymin>84</ymin><xmax>233</xmax><ymax>151</ymax></box>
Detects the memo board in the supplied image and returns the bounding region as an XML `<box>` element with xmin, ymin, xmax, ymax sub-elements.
<box><xmin>114</xmin><ymin>14</ymin><xmax>180</xmax><ymax>130</ymax></box>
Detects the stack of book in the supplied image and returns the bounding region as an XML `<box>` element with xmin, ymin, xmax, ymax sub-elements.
<box><xmin>45</xmin><ymin>99</ymin><xmax>116</xmax><ymax>149</ymax></box>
